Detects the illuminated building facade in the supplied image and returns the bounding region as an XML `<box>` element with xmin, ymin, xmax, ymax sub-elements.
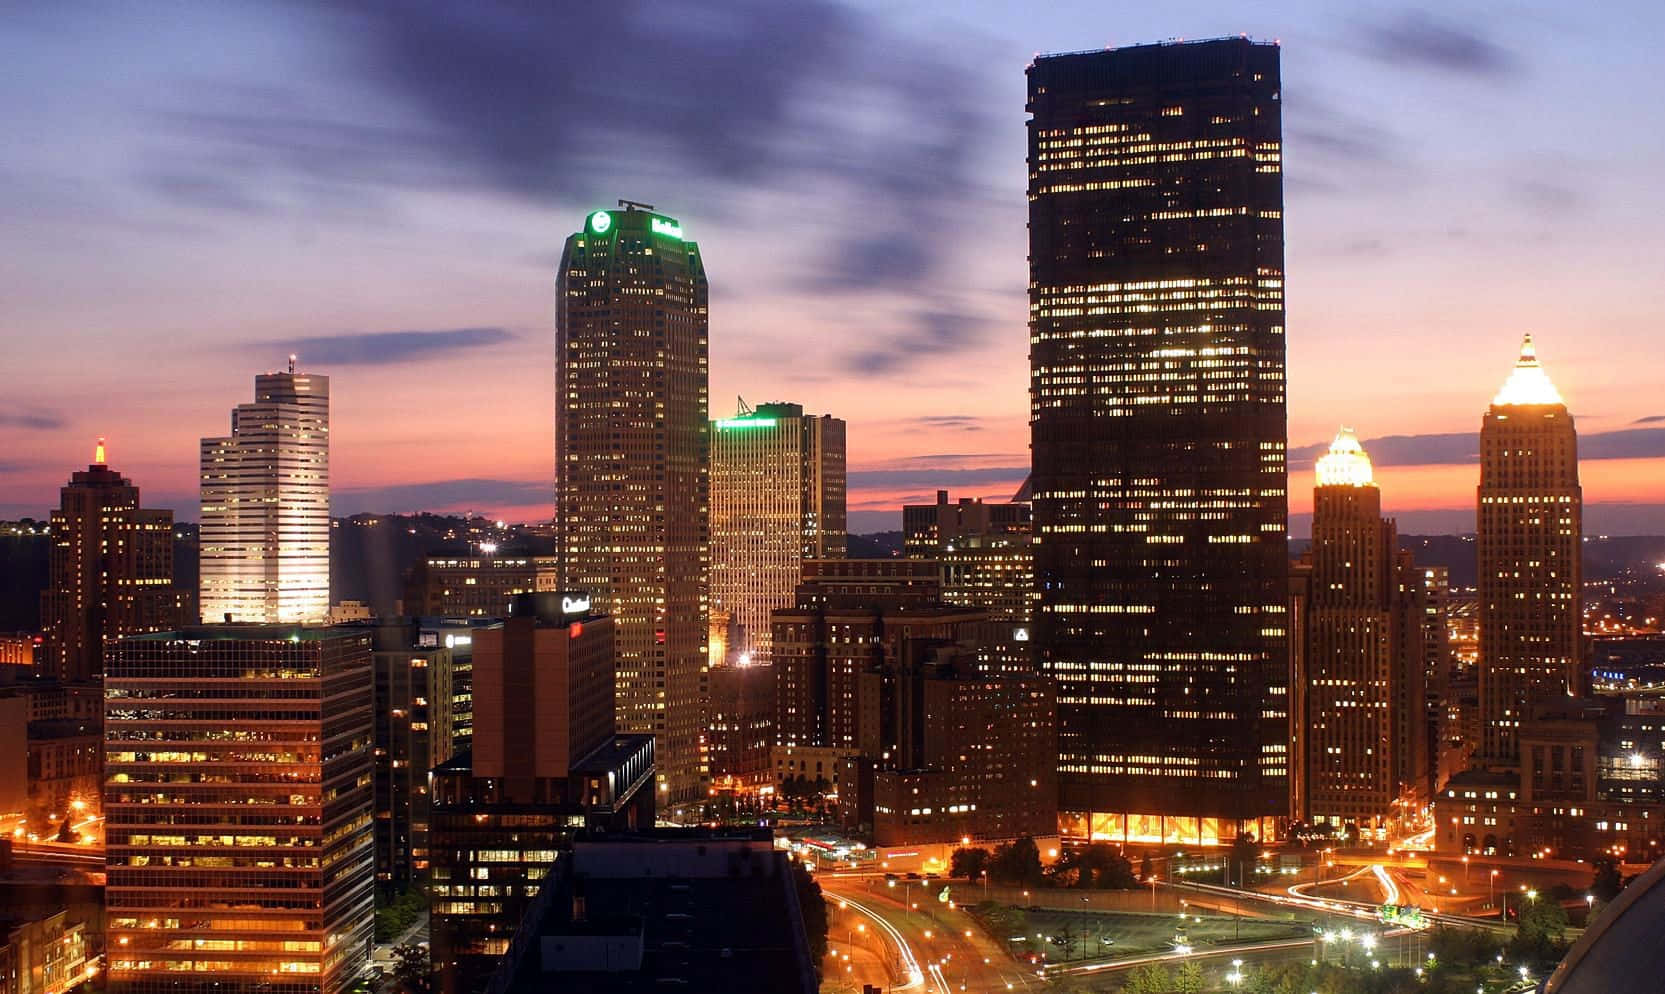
<box><xmin>1478</xmin><ymin>334</ymin><xmax>1582</xmax><ymax>765</ymax></box>
<box><xmin>104</xmin><ymin>626</ymin><xmax>375</xmax><ymax>994</ymax></box>
<box><xmin>1298</xmin><ymin>429</ymin><xmax>1428</xmax><ymax>831</ymax></box>
<box><xmin>429</xmin><ymin>593</ymin><xmax>654</xmax><ymax>994</ymax></box>
<box><xmin>38</xmin><ymin>440</ymin><xmax>183</xmax><ymax>682</ymax></box>
<box><xmin>1027</xmin><ymin>39</ymin><xmax>1289</xmax><ymax>842</ymax></box>
<box><xmin>371</xmin><ymin>621</ymin><xmax>456</xmax><ymax>898</ymax></box>
<box><xmin>709</xmin><ymin>402</ymin><xmax>845</xmax><ymax>668</ymax></box>
<box><xmin>200</xmin><ymin>364</ymin><xmax>330</xmax><ymax>624</ymax></box>
<box><xmin>902</xmin><ymin>491</ymin><xmax>1030</xmax><ymax>558</ymax></box>
<box><xmin>706</xmin><ymin>660</ymin><xmax>774</xmax><ymax>788</ymax></box>
<box><xmin>0</xmin><ymin>909</ymin><xmax>89</xmax><ymax>994</ymax></box>
<box><xmin>556</xmin><ymin>203</ymin><xmax>708</xmax><ymax>804</ymax></box>
<box><xmin>840</xmin><ymin>639</ymin><xmax>1057</xmax><ymax>847</ymax></box>
<box><xmin>772</xmin><ymin>560</ymin><xmax>979</xmax><ymax>752</ymax></box>
<box><xmin>401</xmin><ymin>551</ymin><xmax>557</xmax><ymax>618</ymax></box>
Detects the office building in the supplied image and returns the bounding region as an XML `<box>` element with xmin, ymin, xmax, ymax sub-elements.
<box><xmin>104</xmin><ymin>626</ymin><xmax>375</xmax><ymax>994</ymax></box>
<box><xmin>200</xmin><ymin>361</ymin><xmax>330</xmax><ymax>624</ymax></box>
<box><xmin>429</xmin><ymin>593</ymin><xmax>654</xmax><ymax>994</ymax></box>
<box><xmin>1478</xmin><ymin>334</ymin><xmax>1582</xmax><ymax>765</ymax></box>
<box><xmin>840</xmin><ymin>639</ymin><xmax>1057</xmax><ymax>847</ymax></box>
<box><xmin>709</xmin><ymin>402</ymin><xmax>845</xmax><ymax>667</ymax></box>
<box><xmin>556</xmin><ymin>203</ymin><xmax>708</xmax><ymax>804</ymax></box>
<box><xmin>903</xmin><ymin>491</ymin><xmax>1030</xmax><ymax>558</ymax></box>
<box><xmin>772</xmin><ymin>560</ymin><xmax>980</xmax><ymax>752</ymax></box>
<box><xmin>1027</xmin><ymin>39</ymin><xmax>1290</xmax><ymax>842</ymax></box>
<box><xmin>706</xmin><ymin>659</ymin><xmax>774</xmax><ymax>789</ymax></box>
<box><xmin>401</xmin><ymin>550</ymin><xmax>558</xmax><ymax>619</ymax></box>
<box><xmin>371</xmin><ymin>620</ymin><xmax>456</xmax><ymax>897</ymax></box>
<box><xmin>0</xmin><ymin>909</ymin><xmax>89</xmax><ymax>994</ymax></box>
<box><xmin>1297</xmin><ymin>429</ymin><xmax>1428</xmax><ymax>832</ymax></box>
<box><xmin>38</xmin><ymin>440</ymin><xmax>183</xmax><ymax>682</ymax></box>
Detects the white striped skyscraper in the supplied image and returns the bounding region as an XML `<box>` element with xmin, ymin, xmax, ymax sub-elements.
<box><xmin>200</xmin><ymin>361</ymin><xmax>330</xmax><ymax>623</ymax></box>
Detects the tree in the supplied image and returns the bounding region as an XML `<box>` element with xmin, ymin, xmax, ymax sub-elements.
<box><xmin>1229</xmin><ymin>832</ymin><xmax>1259</xmax><ymax>887</ymax></box>
<box><xmin>1122</xmin><ymin>964</ymin><xmax>1171</xmax><ymax>994</ymax></box>
<box><xmin>792</xmin><ymin>863</ymin><xmax>828</xmax><ymax>976</ymax></box>
<box><xmin>950</xmin><ymin>846</ymin><xmax>990</xmax><ymax>881</ymax></box>
<box><xmin>990</xmin><ymin>836</ymin><xmax>1044</xmax><ymax>887</ymax></box>
<box><xmin>1592</xmin><ymin>857</ymin><xmax>1623</xmax><ymax>903</ymax></box>
<box><xmin>1512</xmin><ymin>894</ymin><xmax>1569</xmax><ymax>962</ymax></box>
<box><xmin>1173</xmin><ymin>960</ymin><xmax>1205</xmax><ymax>994</ymax></box>
<box><xmin>391</xmin><ymin>943</ymin><xmax>430</xmax><ymax>994</ymax></box>
<box><xmin>1140</xmin><ymin>852</ymin><xmax>1154</xmax><ymax>882</ymax></box>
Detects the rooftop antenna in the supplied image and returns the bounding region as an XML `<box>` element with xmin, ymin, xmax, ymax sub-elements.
<box><xmin>736</xmin><ymin>396</ymin><xmax>753</xmax><ymax>417</ymax></box>
<box><xmin>288</xmin><ymin>353</ymin><xmax>297</xmax><ymax>374</ymax></box>
<box><xmin>617</xmin><ymin>198</ymin><xmax>655</xmax><ymax>212</ymax></box>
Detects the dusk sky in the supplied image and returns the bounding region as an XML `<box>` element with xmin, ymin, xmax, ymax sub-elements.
<box><xmin>4</xmin><ymin>1</ymin><xmax>1662</xmax><ymax>535</ymax></box>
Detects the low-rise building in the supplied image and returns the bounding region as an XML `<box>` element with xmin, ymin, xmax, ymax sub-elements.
<box><xmin>0</xmin><ymin>909</ymin><xmax>88</xmax><ymax>994</ymax></box>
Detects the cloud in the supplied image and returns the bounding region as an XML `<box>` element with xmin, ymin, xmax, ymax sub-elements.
<box><xmin>145</xmin><ymin>3</ymin><xmax>994</xmax><ymax>300</ymax></box>
<box><xmin>908</xmin><ymin>416</ymin><xmax>986</xmax><ymax>431</ymax></box>
<box><xmin>270</xmin><ymin>327</ymin><xmax>515</xmax><ymax>366</ymax></box>
<box><xmin>845</xmin><ymin>308</ymin><xmax>992</xmax><ymax>376</ymax></box>
<box><xmin>847</xmin><ymin>465</ymin><xmax>1029</xmax><ymax>490</ymax></box>
<box><xmin>1292</xmin><ymin>427</ymin><xmax>1665</xmax><ymax>469</ymax></box>
<box><xmin>0</xmin><ymin>408</ymin><xmax>65</xmax><ymax>430</ymax></box>
<box><xmin>1635</xmin><ymin>416</ymin><xmax>1665</xmax><ymax>425</ymax></box>
<box><xmin>333</xmin><ymin>477</ymin><xmax>548</xmax><ymax>515</ymax></box>
<box><xmin>1357</xmin><ymin>11</ymin><xmax>1519</xmax><ymax>78</ymax></box>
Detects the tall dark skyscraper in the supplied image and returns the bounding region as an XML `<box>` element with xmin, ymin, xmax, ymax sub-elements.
<box><xmin>556</xmin><ymin>203</ymin><xmax>709</xmax><ymax>804</ymax></box>
<box><xmin>1027</xmin><ymin>39</ymin><xmax>1290</xmax><ymax>844</ymax></box>
<box><xmin>1477</xmin><ymin>334</ymin><xmax>1581</xmax><ymax>765</ymax></box>
<box><xmin>39</xmin><ymin>439</ymin><xmax>184</xmax><ymax>682</ymax></box>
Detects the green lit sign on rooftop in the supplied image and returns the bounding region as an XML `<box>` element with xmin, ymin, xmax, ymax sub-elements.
<box><xmin>715</xmin><ymin>417</ymin><xmax>777</xmax><ymax>429</ymax></box>
<box><xmin>588</xmin><ymin>210</ymin><xmax>612</xmax><ymax>234</ymax></box>
<box><xmin>651</xmin><ymin>217</ymin><xmax>684</xmax><ymax>240</ymax></box>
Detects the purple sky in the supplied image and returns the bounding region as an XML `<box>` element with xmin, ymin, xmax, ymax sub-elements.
<box><xmin>2</xmin><ymin>2</ymin><xmax>1662</xmax><ymax>535</ymax></box>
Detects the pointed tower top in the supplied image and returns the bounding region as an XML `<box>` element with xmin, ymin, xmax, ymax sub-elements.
<box><xmin>1492</xmin><ymin>333</ymin><xmax>1564</xmax><ymax>406</ymax></box>
<box><xmin>1314</xmin><ymin>425</ymin><xmax>1375</xmax><ymax>487</ymax></box>
<box><xmin>93</xmin><ymin>436</ymin><xmax>107</xmax><ymax>466</ymax></box>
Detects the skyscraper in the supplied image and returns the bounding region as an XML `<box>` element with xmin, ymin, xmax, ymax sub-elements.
<box><xmin>199</xmin><ymin>361</ymin><xmax>330</xmax><ymax>624</ymax></box>
<box><xmin>38</xmin><ymin>439</ymin><xmax>183</xmax><ymax>682</ymax></box>
<box><xmin>1027</xmin><ymin>39</ymin><xmax>1290</xmax><ymax>844</ymax></box>
<box><xmin>105</xmin><ymin>626</ymin><xmax>375</xmax><ymax>994</ymax></box>
<box><xmin>556</xmin><ymin>203</ymin><xmax>709</xmax><ymax>804</ymax></box>
<box><xmin>428</xmin><ymin>594</ymin><xmax>653</xmax><ymax>994</ymax></box>
<box><xmin>709</xmin><ymin>402</ymin><xmax>845</xmax><ymax>666</ymax></box>
<box><xmin>1478</xmin><ymin>334</ymin><xmax>1582</xmax><ymax>765</ymax></box>
<box><xmin>1298</xmin><ymin>429</ymin><xmax>1428</xmax><ymax>831</ymax></box>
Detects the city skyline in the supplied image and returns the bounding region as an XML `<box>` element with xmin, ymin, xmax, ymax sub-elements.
<box><xmin>3</xmin><ymin>4</ymin><xmax>1663</xmax><ymax>535</ymax></box>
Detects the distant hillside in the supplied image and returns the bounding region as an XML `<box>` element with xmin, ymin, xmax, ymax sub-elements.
<box><xmin>1292</xmin><ymin>534</ymin><xmax>1665</xmax><ymax>590</ymax></box>
<box><xmin>849</xmin><ymin>531</ymin><xmax>904</xmax><ymax>558</ymax></box>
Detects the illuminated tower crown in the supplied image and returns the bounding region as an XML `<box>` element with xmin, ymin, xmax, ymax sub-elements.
<box><xmin>1492</xmin><ymin>333</ymin><xmax>1564</xmax><ymax>406</ymax></box>
<box><xmin>1314</xmin><ymin>426</ymin><xmax>1375</xmax><ymax>488</ymax></box>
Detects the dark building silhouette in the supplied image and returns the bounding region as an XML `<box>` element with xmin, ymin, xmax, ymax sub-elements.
<box><xmin>38</xmin><ymin>440</ymin><xmax>184</xmax><ymax>682</ymax></box>
<box><xmin>371</xmin><ymin>620</ymin><xmax>456</xmax><ymax>897</ymax></box>
<box><xmin>1027</xmin><ymin>38</ymin><xmax>1290</xmax><ymax>842</ymax></box>
<box><xmin>429</xmin><ymin>594</ymin><xmax>653</xmax><ymax>994</ymax></box>
<box><xmin>556</xmin><ymin>204</ymin><xmax>708</xmax><ymax>805</ymax></box>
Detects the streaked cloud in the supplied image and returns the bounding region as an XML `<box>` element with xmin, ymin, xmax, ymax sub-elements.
<box><xmin>1357</xmin><ymin>10</ymin><xmax>1520</xmax><ymax>78</ymax></box>
<box><xmin>268</xmin><ymin>328</ymin><xmax>516</xmax><ymax>367</ymax></box>
<box><xmin>1291</xmin><ymin>427</ymin><xmax>1665</xmax><ymax>469</ymax></box>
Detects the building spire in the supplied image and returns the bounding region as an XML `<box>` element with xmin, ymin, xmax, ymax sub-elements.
<box><xmin>1314</xmin><ymin>426</ymin><xmax>1374</xmax><ymax>487</ymax></box>
<box><xmin>288</xmin><ymin>353</ymin><xmax>297</xmax><ymax>374</ymax></box>
<box><xmin>94</xmin><ymin>436</ymin><xmax>107</xmax><ymax>466</ymax></box>
<box><xmin>1492</xmin><ymin>333</ymin><xmax>1564</xmax><ymax>406</ymax></box>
